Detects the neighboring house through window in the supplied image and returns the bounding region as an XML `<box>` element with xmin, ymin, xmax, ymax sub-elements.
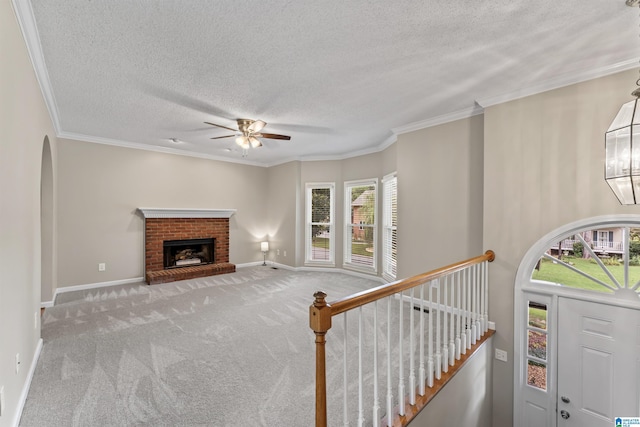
<box><xmin>344</xmin><ymin>179</ymin><xmax>377</xmax><ymax>272</ymax></box>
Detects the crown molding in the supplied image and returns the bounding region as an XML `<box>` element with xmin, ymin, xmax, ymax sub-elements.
<box><xmin>476</xmin><ymin>58</ymin><xmax>639</xmax><ymax>108</ymax></box>
<box><xmin>12</xmin><ymin>0</ymin><xmax>62</xmax><ymax>134</ymax></box>
<box><xmin>58</xmin><ymin>131</ymin><xmax>268</xmax><ymax>167</ymax></box>
<box><xmin>392</xmin><ymin>105</ymin><xmax>485</xmax><ymax>135</ymax></box>
<box><xmin>137</xmin><ymin>208</ymin><xmax>236</xmax><ymax>219</ymax></box>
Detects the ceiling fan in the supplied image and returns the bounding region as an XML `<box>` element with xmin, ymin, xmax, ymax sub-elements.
<box><xmin>205</xmin><ymin>119</ymin><xmax>291</xmax><ymax>149</ymax></box>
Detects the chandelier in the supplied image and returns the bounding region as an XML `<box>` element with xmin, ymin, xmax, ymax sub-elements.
<box><xmin>605</xmin><ymin>0</ymin><xmax>640</xmax><ymax>204</ymax></box>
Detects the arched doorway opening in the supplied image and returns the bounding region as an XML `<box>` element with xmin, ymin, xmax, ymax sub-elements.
<box><xmin>514</xmin><ymin>215</ymin><xmax>640</xmax><ymax>427</ymax></box>
<box><xmin>41</xmin><ymin>136</ymin><xmax>54</xmax><ymax>305</ymax></box>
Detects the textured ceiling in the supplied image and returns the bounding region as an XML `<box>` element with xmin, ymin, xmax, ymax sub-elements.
<box><xmin>16</xmin><ymin>0</ymin><xmax>640</xmax><ymax>166</ymax></box>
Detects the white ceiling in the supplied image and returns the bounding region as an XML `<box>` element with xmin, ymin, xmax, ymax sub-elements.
<box><xmin>15</xmin><ymin>0</ymin><xmax>640</xmax><ymax>166</ymax></box>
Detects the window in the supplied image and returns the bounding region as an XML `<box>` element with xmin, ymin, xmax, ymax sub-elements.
<box><xmin>344</xmin><ymin>179</ymin><xmax>377</xmax><ymax>272</ymax></box>
<box><xmin>526</xmin><ymin>300</ymin><xmax>548</xmax><ymax>391</ymax></box>
<box><xmin>305</xmin><ymin>183</ymin><xmax>335</xmax><ymax>265</ymax></box>
<box><xmin>531</xmin><ymin>227</ymin><xmax>640</xmax><ymax>295</ymax></box>
<box><xmin>382</xmin><ymin>173</ymin><xmax>397</xmax><ymax>280</ymax></box>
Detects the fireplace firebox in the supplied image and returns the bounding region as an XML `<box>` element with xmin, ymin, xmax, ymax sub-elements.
<box><xmin>163</xmin><ymin>238</ymin><xmax>215</xmax><ymax>269</ymax></box>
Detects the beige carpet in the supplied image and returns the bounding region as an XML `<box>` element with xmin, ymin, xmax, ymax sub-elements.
<box><xmin>20</xmin><ymin>267</ymin><xmax>387</xmax><ymax>427</ymax></box>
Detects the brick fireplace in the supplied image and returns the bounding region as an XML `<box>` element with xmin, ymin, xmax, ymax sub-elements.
<box><xmin>138</xmin><ymin>208</ymin><xmax>236</xmax><ymax>285</ymax></box>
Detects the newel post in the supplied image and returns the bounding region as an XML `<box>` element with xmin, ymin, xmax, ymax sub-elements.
<box><xmin>310</xmin><ymin>291</ymin><xmax>332</xmax><ymax>427</ymax></box>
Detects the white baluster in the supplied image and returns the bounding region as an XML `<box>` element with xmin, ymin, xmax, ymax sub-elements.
<box><xmin>483</xmin><ymin>260</ymin><xmax>489</xmax><ymax>333</ymax></box>
<box><xmin>435</xmin><ymin>279</ymin><xmax>442</xmax><ymax>380</ymax></box>
<box><xmin>475</xmin><ymin>264</ymin><xmax>481</xmax><ymax>342</ymax></box>
<box><xmin>455</xmin><ymin>271</ymin><xmax>461</xmax><ymax>360</ymax></box>
<box><xmin>471</xmin><ymin>265</ymin><xmax>477</xmax><ymax>346</ymax></box>
<box><xmin>467</xmin><ymin>267</ymin><xmax>472</xmax><ymax>350</ymax></box>
<box><xmin>358</xmin><ymin>307</ymin><xmax>364</xmax><ymax>427</ymax></box>
<box><xmin>409</xmin><ymin>288</ymin><xmax>416</xmax><ymax>406</ymax></box>
<box><xmin>386</xmin><ymin>297</ymin><xmax>393</xmax><ymax>427</ymax></box>
<box><xmin>442</xmin><ymin>275</ymin><xmax>449</xmax><ymax>374</ymax></box>
<box><xmin>398</xmin><ymin>291</ymin><xmax>405</xmax><ymax>416</ymax></box>
<box><xmin>343</xmin><ymin>313</ymin><xmax>349</xmax><ymax>427</ymax></box>
<box><xmin>418</xmin><ymin>283</ymin><xmax>425</xmax><ymax>396</ymax></box>
<box><xmin>427</xmin><ymin>282</ymin><xmax>434</xmax><ymax>388</ymax></box>
<box><xmin>372</xmin><ymin>301</ymin><xmax>380</xmax><ymax>427</ymax></box>
<box><xmin>448</xmin><ymin>274</ymin><xmax>455</xmax><ymax>367</ymax></box>
<box><xmin>461</xmin><ymin>269</ymin><xmax>468</xmax><ymax>354</ymax></box>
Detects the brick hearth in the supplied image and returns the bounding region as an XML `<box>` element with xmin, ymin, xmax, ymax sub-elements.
<box><xmin>139</xmin><ymin>209</ymin><xmax>236</xmax><ymax>284</ymax></box>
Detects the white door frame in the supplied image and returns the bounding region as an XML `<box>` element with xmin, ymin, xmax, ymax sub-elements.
<box><xmin>514</xmin><ymin>214</ymin><xmax>640</xmax><ymax>427</ymax></box>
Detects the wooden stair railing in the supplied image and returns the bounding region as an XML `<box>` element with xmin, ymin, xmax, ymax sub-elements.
<box><xmin>309</xmin><ymin>250</ymin><xmax>495</xmax><ymax>427</ymax></box>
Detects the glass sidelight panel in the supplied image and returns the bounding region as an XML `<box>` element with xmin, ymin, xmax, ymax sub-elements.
<box><xmin>528</xmin><ymin>301</ymin><xmax>547</xmax><ymax>330</ymax></box>
<box><xmin>527</xmin><ymin>330</ymin><xmax>547</xmax><ymax>360</ymax></box>
<box><xmin>527</xmin><ymin>360</ymin><xmax>547</xmax><ymax>391</ymax></box>
<box><xmin>526</xmin><ymin>301</ymin><xmax>548</xmax><ymax>391</ymax></box>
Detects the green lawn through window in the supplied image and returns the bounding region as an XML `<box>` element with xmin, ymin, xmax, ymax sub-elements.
<box><xmin>531</xmin><ymin>256</ymin><xmax>640</xmax><ymax>293</ymax></box>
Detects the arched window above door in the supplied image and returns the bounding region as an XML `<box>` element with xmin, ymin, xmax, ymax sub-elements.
<box><xmin>529</xmin><ymin>224</ymin><xmax>640</xmax><ymax>300</ymax></box>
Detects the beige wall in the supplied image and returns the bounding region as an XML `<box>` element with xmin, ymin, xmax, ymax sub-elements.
<box><xmin>266</xmin><ymin>161</ymin><xmax>300</xmax><ymax>267</ymax></box>
<box><xmin>410</xmin><ymin>336</ymin><xmax>493</xmax><ymax>427</ymax></box>
<box><xmin>396</xmin><ymin>115</ymin><xmax>484</xmax><ymax>278</ymax></box>
<box><xmin>0</xmin><ymin>2</ymin><xmax>58</xmax><ymax>425</ymax></box>
<box><xmin>483</xmin><ymin>69</ymin><xmax>639</xmax><ymax>426</ymax></box>
<box><xmin>56</xmin><ymin>139</ymin><xmax>270</xmax><ymax>287</ymax></box>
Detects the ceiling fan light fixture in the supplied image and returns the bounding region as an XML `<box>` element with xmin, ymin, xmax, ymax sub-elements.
<box><xmin>249</xmin><ymin>136</ymin><xmax>262</xmax><ymax>148</ymax></box>
<box><xmin>247</xmin><ymin>120</ymin><xmax>266</xmax><ymax>133</ymax></box>
<box><xmin>235</xmin><ymin>135</ymin><xmax>248</xmax><ymax>148</ymax></box>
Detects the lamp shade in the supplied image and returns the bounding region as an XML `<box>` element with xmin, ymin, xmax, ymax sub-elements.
<box><xmin>605</xmin><ymin>97</ymin><xmax>640</xmax><ymax>204</ymax></box>
<box><xmin>261</xmin><ymin>241</ymin><xmax>269</xmax><ymax>252</ymax></box>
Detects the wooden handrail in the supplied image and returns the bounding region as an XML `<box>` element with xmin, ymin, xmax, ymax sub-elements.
<box><xmin>330</xmin><ymin>250</ymin><xmax>494</xmax><ymax>316</ymax></box>
<box><xmin>309</xmin><ymin>250</ymin><xmax>495</xmax><ymax>427</ymax></box>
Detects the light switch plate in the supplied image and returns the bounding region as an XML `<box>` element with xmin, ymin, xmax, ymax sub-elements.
<box><xmin>495</xmin><ymin>348</ymin><xmax>508</xmax><ymax>362</ymax></box>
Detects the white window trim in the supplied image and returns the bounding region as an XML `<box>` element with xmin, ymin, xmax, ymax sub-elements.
<box><xmin>305</xmin><ymin>182</ymin><xmax>335</xmax><ymax>266</ymax></box>
<box><xmin>382</xmin><ymin>172</ymin><xmax>397</xmax><ymax>281</ymax></box>
<box><xmin>344</xmin><ymin>178</ymin><xmax>378</xmax><ymax>274</ymax></box>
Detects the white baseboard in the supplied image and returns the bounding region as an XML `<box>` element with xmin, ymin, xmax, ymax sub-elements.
<box><xmin>40</xmin><ymin>300</ymin><xmax>54</xmax><ymax>308</ymax></box>
<box><xmin>261</xmin><ymin>262</ymin><xmax>386</xmax><ymax>284</ymax></box>
<box><xmin>235</xmin><ymin>261</ymin><xmax>267</xmax><ymax>268</ymax></box>
<box><xmin>48</xmin><ymin>277</ymin><xmax>145</xmax><ymax>306</ymax></box>
<box><xmin>12</xmin><ymin>338</ymin><xmax>43</xmax><ymax>427</ymax></box>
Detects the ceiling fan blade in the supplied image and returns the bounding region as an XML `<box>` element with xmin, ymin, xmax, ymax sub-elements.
<box><xmin>247</xmin><ymin>120</ymin><xmax>266</xmax><ymax>133</ymax></box>
<box><xmin>210</xmin><ymin>134</ymin><xmax>236</xmax><ymax>139</ymax></box>
<box><xmin>204</xmin><ymin>121</ymin><xmax>238</xmax><ymax>132</ymax></box>
<box><xmin>254</xmin><ymin>132</ymin><xmax>291</xmax><ymax>140</ymax></box>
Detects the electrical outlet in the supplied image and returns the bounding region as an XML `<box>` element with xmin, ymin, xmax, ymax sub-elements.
<box><xmin>283</xmin><ymin>250</ymin><xmax>287</xmax><ymax>257</ymax></box>
<box><xmin>495</xmin><ymin>348</ymin><xmax>508</xmax><ymax>362</ymax></box>
<box><xmin>34</xmin><ymin>311</ymin><xmax>39</xmax><ymax>329</ymax></box>
<box><xmin>98</xmin><ymin>263</ymin><xmax>106</xmax><ymax>272</ymax></box>
<box><xmin>0</xmin><ymin>385</ymin><xmax>4</xmax><ymax>416</ymax></box>
<box><xmin>276</xmin><ymin>249</ymin><xmax>280</xmax><ymax>256</ymax></box>
<box><xmin>15</xmin><ymin>353</ymin><xmax>20</xmax><ymax>374</ymax></box>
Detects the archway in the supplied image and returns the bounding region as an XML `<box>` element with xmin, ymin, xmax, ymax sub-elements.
<box><xmin>40</xmin><ymin>136</ymin><xmax>54</xmax><ymax>305</ymax></box>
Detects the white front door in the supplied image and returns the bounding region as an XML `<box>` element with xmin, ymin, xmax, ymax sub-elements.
<box><xmin>557</xmin><ymin>297</ymin><xmax>640</xmax><ymax>426</ymax></box>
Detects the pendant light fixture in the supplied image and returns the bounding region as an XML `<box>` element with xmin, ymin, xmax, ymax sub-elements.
<box><xmin>605</xmin><ymin>0</ymin><xmax>640</xmax><ymax>204</ymax></box>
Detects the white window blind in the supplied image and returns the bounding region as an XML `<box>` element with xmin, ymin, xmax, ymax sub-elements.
<box><xmin>382</xmin><ymin>173</ymin><xmax>397</xmax><ymax>280</ymax></box>
<box><xmin>305</xmin><ymin>183</ymin><xmax>335</xmax><ymax>265</ymax></box>
<box><xmin>344</xmin><ymin>179</ymin><xmax>377</xmax><ymax>272</ymax></box>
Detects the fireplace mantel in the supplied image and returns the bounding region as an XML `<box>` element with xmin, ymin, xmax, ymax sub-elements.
<box><xmin>138</xmin><ymin>208</ymin><xmax>236</xmax><ymax>219</ymax></box>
